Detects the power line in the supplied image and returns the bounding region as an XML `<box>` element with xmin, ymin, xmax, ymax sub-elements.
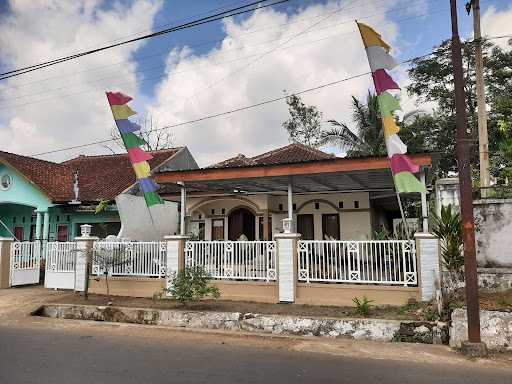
<box><xmin>28</xmin><ymin>31</ymin><xmax>511</xmax><ymax>158</ymax></box>
<box><xmin>0</xmin><ymin>0</ymin><xmax>290</xmax><ymax>81</ymax></box>
<box><xmin>0</xmin><ymin>2</ymin><xmax>448</xmax><ymax>109</ymax></box>
<box><xmin>0</xmin><ymin>0</ymin><xmax>431</xmax><ymax>94</ymax></box>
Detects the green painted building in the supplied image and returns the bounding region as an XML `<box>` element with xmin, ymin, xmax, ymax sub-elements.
<box><xmin>0</xmin><ymin>147</ymin><xmax>197</xmax><ymax>241</ymax></box>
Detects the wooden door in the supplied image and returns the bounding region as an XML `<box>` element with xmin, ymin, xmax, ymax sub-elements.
<box><xmin>211</xmin><ymin>219</ymin><xmax>224</xmax><ymax>240</ymax></box>
<box><xmin>14</xmin><ymin>226</ymin><xmax>24</xmax><ymax>241</ymax></box>
<box><xmin>57</xmin><ymin>225</ymin><xmax>69</xmax><ymax>242</ymax></box>
<box><xmin>297</xmin><ymin>214</ymin><xmax>314</xmax><ymax>240</ymax></box>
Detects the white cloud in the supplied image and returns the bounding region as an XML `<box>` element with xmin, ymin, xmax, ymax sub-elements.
<box><xmin>481</xmin><ymin>5</ymin><xmax>512</xmax><ymax>51</ymax></box>
<box><xmin>0</xmin><ymin>0</ymin><xmax>163</xmax><ymax>160</ymax></box>
<box><xmin>149</xmin><ymin>0</ymin><xmax>428</xmax><ymax>166</ymax></box>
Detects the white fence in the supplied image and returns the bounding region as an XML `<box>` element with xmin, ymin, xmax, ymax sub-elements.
<box><xmin>92</xmin><ymin>241</ymin><xmax>167</xmax><ymax>277</ymax></box>
<box><xmin>297</xmin><ymin>240</ymin><xmax>417</xmax><ymax>286</ymax></box>
<box><xmin>185</xmin><ymin>241</ymin><xmax>277</xmax><ymax>281</ymax></box>
<box><xmin>44</xmin><ymin>242</ymin><xmax>77</xmax><ymax>289</ymax></box>
<box><xmin>10</xmin><ymin>241</ymin><xmax>41</xmax><ymax>286</ymax></box>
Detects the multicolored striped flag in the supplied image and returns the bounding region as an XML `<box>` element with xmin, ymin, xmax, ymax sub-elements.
<box><xmin>357</xmin><ymin>22</ymin><xmax>426</xmax><ymax>194</ymax></box>
<box><xmin>106</xmin><ymin>91</ymin><xmax>165</xmax><ymax>207</ymax></box>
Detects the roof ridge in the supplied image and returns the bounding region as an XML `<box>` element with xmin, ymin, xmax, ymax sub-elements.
<box><xmin>0</xmin><ymin>150</ymin><xmax>61</xmax><ymax>166</ymax></box>
<box><xmin>251</xmin><ymin>143</ymin><xmax>333</xmax><ymax>161</ymax></box>
<box><xmin>62</xmin><ymin>147</ymin><xmax>182</xmax><ymax>163</ymax></box>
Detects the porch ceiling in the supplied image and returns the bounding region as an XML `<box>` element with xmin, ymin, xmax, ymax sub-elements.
<box><xmin>156</xmin><ymin>154</ymin><xmax>432</xmax><ymax>195</ymax></box>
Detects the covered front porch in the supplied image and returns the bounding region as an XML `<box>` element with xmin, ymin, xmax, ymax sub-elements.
<box><xmin>156</xmin><ymin>153</ymin><xmax>432</xmax><ymax>241</ymax></box>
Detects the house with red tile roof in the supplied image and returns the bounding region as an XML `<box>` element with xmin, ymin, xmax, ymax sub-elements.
<box><xmin>155</xmin><ymin>143</ymin><xmax>432</xmax><ymax>241</ymax></box>
<box><xmin>0</xmin><ymin>147</ymin><xmax>197</xmax><ymax>241</ymax></box>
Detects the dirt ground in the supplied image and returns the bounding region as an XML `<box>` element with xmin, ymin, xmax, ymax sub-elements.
<box><xmin>47</xmin><ymin>291</ymin><xmax>437</xmax><ymax>321</ymax></box>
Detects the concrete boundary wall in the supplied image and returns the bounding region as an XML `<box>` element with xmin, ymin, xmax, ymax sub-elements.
<box><xmin>88</xmin><ymin>276</ymin><xmax>418</xmax><ymax>306</ymax></box>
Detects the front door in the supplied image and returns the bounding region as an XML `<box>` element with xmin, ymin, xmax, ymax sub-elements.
<box><xmin>322</xmin><ymin>214</ymin><xmax>340</xmax><ymax>240</ymax></box>
<box><xmin>14</xmin><ymin>226</ymin><xmax>24</xmax><ymax>241</ymax></box>
<box><xmin>57</xmin><ymin>225</ymin><xmax>69</xmax><ymax>242</ymax></box>
<box><xmin>211</xmin><ymin>219</ymin><xmax>225</xmax><ymax>240</ymax></box>
<box><xmin>297</xmin><ymin>214</ymin><xmax>314</xmax><ymax>240</ymax></box>
<box><xmin>228</xmin><ymin>208</ymin><xmax>255</xmax><ymax>240</ymax></box>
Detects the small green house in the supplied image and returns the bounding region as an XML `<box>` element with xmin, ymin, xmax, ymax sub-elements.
<box><xmin>0</xmin><ymin>147</ymin><xmax>196</xmax><ymax>241</ymax></box>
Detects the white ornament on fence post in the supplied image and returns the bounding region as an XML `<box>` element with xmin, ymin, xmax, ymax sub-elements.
<box><xmin>415</xmin><ymin>233</ymin><xmax>441</xmax><ymax>302</ymax></box>
<box><xmin>275</xmin><ymin>232</ymin><xmax>300</xmax><ymax>303</ymax></box>
<box><xmin>74</xmin><ymin>225</ymin><xmax>98</xmax><ymax>292</ymax></box>
<box><xmin>164</xmin><ymin>235</ymin><xmax>188</xmax><ymax>296</ymax></box>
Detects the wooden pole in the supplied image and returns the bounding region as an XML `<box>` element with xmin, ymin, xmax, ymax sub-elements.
<box><xmin>450</xmin><ymin>0</ymin><xmax>482</xmax><ymax>344</ymax></box>
<box><xmin>471</xmin><ymin>0</ymin><xmax>491</xmax><ymax>197</ymax></box>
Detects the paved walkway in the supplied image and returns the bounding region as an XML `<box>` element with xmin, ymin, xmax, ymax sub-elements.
<box><xmin>0</xmin><ymin>286</ymin><xmax>511</xmax><ymax>373</ymax></box>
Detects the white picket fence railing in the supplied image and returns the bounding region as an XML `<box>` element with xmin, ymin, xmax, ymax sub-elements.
<box><xmin>92</xmin><ymin>241</ymin><xmax>167</xmax><ymax>277</ymax></box>
<box><xmin>297</xmin><ymin>240</ymin><xmax>417</xmax><ymax>286</ymax></box>
<box><xmin>185</xmin><ymin>241</ymin><xmax>277</xmax><ymax>281</ymax></box>
<box><xmin>45</xmin><ymin>242</ymin><xmax>77</xmax><ymax>272</ymax></box>
<box><xmin>10</xmin><ymin>241</ymin><xmax>41</xmax><ymax>286</ymax></box>
<box><xmin>10</xmin><ymin>241</ymin><xmax>40</xmax><ymax>270</ymax></box>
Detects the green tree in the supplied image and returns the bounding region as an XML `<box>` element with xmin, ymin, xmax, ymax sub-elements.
<box><xmin>323</xmin><ymin>92</ymin><xmax>386</xmax><ymax>157</ymax></box>
<box><xmin>407</xmin><ymin>38</ymin><xmax>512</xmax><ymax>179</ymax></box>
<box><xmin>282</xmin><ymin>94</ymin><xmax>325</xmax><ymax>147</ymax></box>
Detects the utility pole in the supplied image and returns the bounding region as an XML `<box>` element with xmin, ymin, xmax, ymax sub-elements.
<box><xmin>450</xmin><ymin>0</ymin><xmax>487</xmax><ymax>357</ymax></box>
<box><xmin>467</xmin><ymin>0</ymin><xmax>490</xmax><ymax>197</ymax></box>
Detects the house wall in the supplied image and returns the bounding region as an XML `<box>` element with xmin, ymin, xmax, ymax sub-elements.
<box><xmin>0</xmin><ymin>203</ymin><xmax>120</xmax><ymax>241</ymax></box>
<box><xmin>186</xmin><ymin>192</ymin><xmax>372</xmax><ymax>240</ymax></box>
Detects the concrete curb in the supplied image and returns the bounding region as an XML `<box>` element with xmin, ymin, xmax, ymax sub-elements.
<box><xmin>35</xmin><ymin>303</ymin><xmax>448</xmax><ymax>344</ymax></box>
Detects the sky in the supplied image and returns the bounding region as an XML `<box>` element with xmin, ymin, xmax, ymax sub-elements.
<box><xmin>0</xmin><ymin>0</ymin><xmax>510</xmax><ymax>167</ymax></box>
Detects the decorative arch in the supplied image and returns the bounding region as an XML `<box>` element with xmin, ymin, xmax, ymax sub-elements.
<box><xmin>188</xmin><ymin>196</ymin><xmax>262</xmax><ymax>216</ymax></box>
<box><xmin>296</xmin><ymin>199</ymin><xmax>339</xmax><ymax>213</ymax></box>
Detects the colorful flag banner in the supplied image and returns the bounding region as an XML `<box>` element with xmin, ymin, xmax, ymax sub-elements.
<box><xmin>357</xmin><ymin>22</ymin><xmax>426</xmax><ymax>194</ymax></box>
<box><xmin>116</xmin><ymin>119</ymin><xmax>141</xmax><ymax>134</ymax></box>
<box><xmin>128</xmin><ymin>147</ymin><xmax>153</xmax><ymax>163</ymax></box>
<box><xmin>106</xmin><ymin>91</ymin><xmax>165</xmax><ymax>208</ymax></box>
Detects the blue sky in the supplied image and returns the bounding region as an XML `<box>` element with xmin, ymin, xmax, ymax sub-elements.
<box><xmin>0</xmin><ymin>0</ymin><xmax>510</xmax><ymax>164</ymax></box>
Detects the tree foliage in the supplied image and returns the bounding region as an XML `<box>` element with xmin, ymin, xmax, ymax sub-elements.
<box><xmin>407</xmin><ymin>38</ymin><xmax>512</xmax><ymax>179</ymax></box>
<box><xmin>283</xmin><ymin>94</ymin><xmax>325</xmax><ymax>147</ymax></box>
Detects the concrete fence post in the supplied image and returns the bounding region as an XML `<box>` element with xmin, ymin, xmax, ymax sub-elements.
<box><xmin>74</xmin><ymin>226</ymin><xmax>99</xmax><ymax>292</ymax></box>
<box><xmin>275</xmin><ymin>233</ymin><xmax>301</xmax><ymax>303</ymax></box>
<box><xmin>164</xmin><ymin>235</ymin><xmax>189</xmax><ymax>294</ymax></box>
<box><xmin>415</xmin><ymin>233</ymin><xmax>441</xmax><ymax>302</ymax></box>
<box><xmin>0</xmin><ymin>238</ymin><xmax>14</xmax><ymax>288</ymax></box>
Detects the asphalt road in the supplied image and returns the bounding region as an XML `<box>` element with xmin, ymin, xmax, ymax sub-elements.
<box><xmin>0</xmin><ymin>325</ymin><xmax>510</xmax><ymax>384</ymax></box>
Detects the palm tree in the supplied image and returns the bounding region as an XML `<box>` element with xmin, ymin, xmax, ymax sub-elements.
<box><xmin>322</xmin><ymin>91</ymin><xmax>386</xmax><ymax>157</ymax></box>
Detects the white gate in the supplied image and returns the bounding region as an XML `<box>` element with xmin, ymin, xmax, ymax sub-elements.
<box><xmin>44</xmin><ymin>242</ymin><xmax>77</xmax><ymax>289</ymax></box>
<box><xmin>10</xmin><ymin>241</ymin><xmax>41</xmax><ymax>286</ymax></box>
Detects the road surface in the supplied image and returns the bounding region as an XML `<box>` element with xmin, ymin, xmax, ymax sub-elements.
<box><xmin>0</xmin><ymin>323</ymin><xmax>510</xmax><ymax>384</ymax></box>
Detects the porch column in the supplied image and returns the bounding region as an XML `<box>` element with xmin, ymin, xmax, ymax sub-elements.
<box><xmin>0</xmin><ymin>237</ymin><xmax>14</xmax><ymax>288</ymax></box>
<box><xmin>415</xmin><ymin>233</ymin><xmax>440</xmax><ymax>302</ymax></box>
<box><xmin>287</xmin><ymin>179</ymin><xmax>293</xmax><ymax>223</ymax></box>
<box><xmin>42</xmin><ymin>210</ymin><xmax>50</xmax><ymax>242</ymax></box>
<box><xmin>35</xmin><ymin>211</ymin><xmax>43</xmax><ymax>241</ymax></box>
<box><xmin>420</xmin><ymin>168</ymin><xmax>428</xmax><ymax>232</ymax></box>
<box><xmin>262</xmin><ymin>210</ymin><xmax>269</xmax><ymax>241</ymax></box>
<box><xmin>179</xmin><ymin>182</ymin><xmax>186</xmax><ymax>236</ymax></box>
<box><xmin>165</xmin><ymin>235</ymin><xmax>189</xmax><ymax>295</ymax></box>
<box><xmin>275</xmin><ymin>232</ymin><xmax>301</xmax><ymax>303</ymax></box>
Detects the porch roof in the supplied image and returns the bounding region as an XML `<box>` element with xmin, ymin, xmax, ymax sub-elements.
<box><xmin>155</xmin><ymin>153</ymin><xmax>433</xmax><ymax>195</ymax></box>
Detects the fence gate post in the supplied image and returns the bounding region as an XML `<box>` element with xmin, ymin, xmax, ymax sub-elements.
<box><xmin>415</xmin><ymin>233</ymin><xmax>441</xmax><ymax>302</ymax></box>
<box><xmin>164</xmin><ymin>235</ymin><xmax>189</xmax><ymax>295</ymax></box>
<box><xmin>275</xmin><ymin>233</ymin><xmax>301</xmax><ymax>303</ymax></box>
<box><xmin>74</xmin><ymin>225</ymin><xmax>99</xmax><ymax>292</ymax></box>
<box><xmin>0</xmin><ymin>238</ymin><xmax>14</xmax><ymax>288</ymax></box>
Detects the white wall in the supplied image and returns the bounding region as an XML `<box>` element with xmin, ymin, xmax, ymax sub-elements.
<box><xmin>186</xmin><ymin>192</ymin><xmax>372</xmax><ymax>240</ymax></box>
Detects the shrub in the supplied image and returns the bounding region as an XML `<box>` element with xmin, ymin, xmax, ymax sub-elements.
<box><xmin>352</xmin><ymin>296</ymin><xmax>374</xmax><ymax>317</ymax></box>
<box><xmin>431</xmin><ymin>205</ymin><xmax>464</xmax><ymax>277</ymax></box>
<box><xmin>167</xmin><ymin>266</ymin><xmax>220</xmax><ymax>305</ymax></box>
